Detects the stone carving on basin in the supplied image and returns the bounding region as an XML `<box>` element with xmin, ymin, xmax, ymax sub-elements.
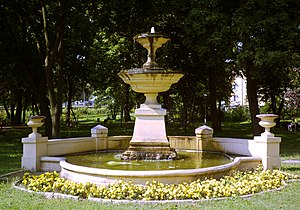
<box><xmin>118</xmin><ymin>27</ymin><xmax>184</xmax><ymax>160</ymax></box>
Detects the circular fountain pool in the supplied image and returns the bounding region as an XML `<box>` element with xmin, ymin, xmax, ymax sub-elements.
<box><xmin>65</xmin><ymin>150</ymin><xmax>232</xmax><ymax>171</ymax></box>
<box><xmin>59</xmin><ymin>150</ymin><xmax>248</xmax><ymax>186</ymax></box>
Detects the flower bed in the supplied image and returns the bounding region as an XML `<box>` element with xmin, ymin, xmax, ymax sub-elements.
<box><xmin>19</xmin><ymin>166</ymin><xmax>298</xmax><ymax>201</ymax></box>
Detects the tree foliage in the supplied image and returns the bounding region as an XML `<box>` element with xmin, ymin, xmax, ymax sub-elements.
<box><xmin>0</xmin><ymin>0</ymin><xmax>299</xmax><ymax>136</ymax></box>
<box><xmin>232</xmin><ymin>0</ymin><xmax>300</xmax><ymax>134</ymax></box>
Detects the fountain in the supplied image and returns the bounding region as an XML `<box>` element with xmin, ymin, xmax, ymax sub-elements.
<box><xmin>21</xmin><ymin>28</ymin><xmax>282</xmax><ymax>187</ymax></box>
<box><xmin>118</xmin><ymin>27</ymin><xmax>183</xmax><ymax>160</ymax></box>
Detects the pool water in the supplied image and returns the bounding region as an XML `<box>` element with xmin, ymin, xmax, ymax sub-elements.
<box><xmin>65</xmin><ymin>150</ymin><xmax>232</xmax><ymax>171</ymax></box>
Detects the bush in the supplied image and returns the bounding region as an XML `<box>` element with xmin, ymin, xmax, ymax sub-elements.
<box><xmin>224</xmin><ymin>106</ymin><xmax>250</xmax><ymax>122</ymax></box>
<box><xmin>20</xmin><ymin>167</ymin><xmax>298</xmax><ymax>200</ymax></box>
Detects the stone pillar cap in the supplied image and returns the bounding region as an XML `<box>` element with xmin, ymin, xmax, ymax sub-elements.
<box><xmin>195</xmin><ymin>125</ymin><xmax>214</xmax><ymax>135</ymax></box>
<box><xmin>91</xmin><ymin>125</ymin><xmax>108</xmax><ymax>134</ymax></box>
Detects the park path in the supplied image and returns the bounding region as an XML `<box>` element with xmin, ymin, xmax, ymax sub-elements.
<box><xmin>282</xmin><ymin>160</ymin><xmax>300</xmax><ymax>164</ymax></box>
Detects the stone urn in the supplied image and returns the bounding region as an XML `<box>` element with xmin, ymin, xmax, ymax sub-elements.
<box><xmin>256</xmin><ymin>114</ymin><xmax>278</xmax><ymax>137</ymax></box>
<box><xmin>27</xmin><ymin>115</ymin><xmax>46</xmax><ymax>138</ymax></box>
<box><xmin>118</xmin><ymin>28</ymin><xmax>184</xmax><ymax>160</ymax></box>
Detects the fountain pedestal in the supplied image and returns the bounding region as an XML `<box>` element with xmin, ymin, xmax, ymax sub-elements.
<box><xmin>122</xmin><ymin>103</ymin><xmax>176</xmax><ymax>160</ymax></box>
<box><xmin>119</xmin><ymin>69</ymin><xmax>183</xmax><ymax>160</ymax></box>
<box><xmin>119</xmin><ymin>28</ymin><xmax>183</xmax><ymax>160</ymax></box>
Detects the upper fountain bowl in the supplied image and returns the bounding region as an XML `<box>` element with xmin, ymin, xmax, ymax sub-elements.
<box><xmin>118</xmin><ymin>68</ymin><xmax>183</xmax><ymax>94</ymax></box>
<box><xmin>118</xmin><ymin>27</ymin><xmax>184</xmax><ymax>94</ymax></box>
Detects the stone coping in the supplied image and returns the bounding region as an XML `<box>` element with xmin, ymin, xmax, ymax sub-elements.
<box><xmin>59</xmin><ymin>155</ymin><xmax>262</xmax><ymax>186</ymax></box>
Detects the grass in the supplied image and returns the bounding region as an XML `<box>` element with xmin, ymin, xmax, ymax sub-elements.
<box><xmin>1</xmin><ymin>179</ymin><xmax>300</xmax><ymax>209</ymax></box>
<box><xmin>0</xmin><ymin>127</ymin><xmax>29</xmax><ymax>174</ymax></box>
<box><xmin>0</xmin><ymin>120</ymin><xmax>300</xmax><ymax>209</ymax></box>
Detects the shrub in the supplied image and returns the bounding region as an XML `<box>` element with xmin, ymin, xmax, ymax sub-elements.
<box><xmin>224</xmin><ymin>106</ymin><xmax>250</xmax><ymax>122</ymax></box>
<box><xmin>20</xmin><ymin>167</ymin><xmax>298</xmax><ymax>200</ymax></box>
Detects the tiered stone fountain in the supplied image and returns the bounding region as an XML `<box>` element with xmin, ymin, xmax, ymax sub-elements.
<box><xmin>118</xmin><ymin>27</ymin><xmax>183</xmax><ymax>160</ymax></box>
<box><xmin>20</xmin><ymin>28</ymin><xmax>282</xmax><ymax>186</ymax></box>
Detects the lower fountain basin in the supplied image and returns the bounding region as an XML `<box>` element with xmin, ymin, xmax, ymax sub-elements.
<box><xmin>59</xmin><ymin>150</ymin><xmax>261</xmax><ymax>185</ymax></box>
<box><xmin>65</xmin><ymin>150</ymin><xmax>232</xmax><ymax>170</ymax></box>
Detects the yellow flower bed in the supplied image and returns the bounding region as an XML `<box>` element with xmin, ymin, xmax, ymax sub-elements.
<box><xmin>21</xmin><ymin>166</ymin><xmax>298</xmax><ymax>200</ymax></box>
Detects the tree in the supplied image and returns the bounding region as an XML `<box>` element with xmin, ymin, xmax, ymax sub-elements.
<box><xmin>1</xmin><ymin>0</ymin><xmax>299</xmax><ymax>137</ymax></box>
<box><xmin>283</xmin><ymin>68</ymin><xmax>300</xmax><ymax>119</ymax></box>
<box><xmin>0</xmin><ymin>1</ymin><xmax>38</xmax><ymax>125</ymax></box>
<box><xmin>88</xmin><ymin>31</ymin><xmax>139</xmax><ymax>121</ymax></box>
<box><xmin>233</xmin><ymin>0</ymin><xmax>300</xmax><ymax>135</ymax></box>
<box><xmin>61</xmin><ymin>1</ymin><xmax>100</xmax><ymax>128</ymax></box>
<box><xmin>18</xmin><ymin>0</ymin><xmax>98</xmax><ymax>137</ymax></box>
<box><xmin>90</xmin><ymin>0</ymin><xmax>187</xmax><ymax>122</ymax></box>
<box><xmin>183</xmin><ymin>0</ymin><xmax>237</xmax><ymax>131</ymax></box>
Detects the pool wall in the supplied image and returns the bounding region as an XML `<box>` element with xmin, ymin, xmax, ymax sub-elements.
<box><xmin>59</xmin><ymin>156</ymin><xmax>261</xmax><ymax>185</ymax></box>
<box><xmin>21</xmin><ymin>123</ymin><xmax>282</xmax><ymax>185</ymax></box>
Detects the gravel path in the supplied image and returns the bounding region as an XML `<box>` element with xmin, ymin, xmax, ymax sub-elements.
<box><xmin>282</xmin><ymin>160</ymin><xmax>300</xmax><ymax>164</ymax></box>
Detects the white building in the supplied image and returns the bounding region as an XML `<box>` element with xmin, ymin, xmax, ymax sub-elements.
<box><xmin>230</xmin><ymin>76</ymin><xmax>247</xmax><ymax>107</ymax></box>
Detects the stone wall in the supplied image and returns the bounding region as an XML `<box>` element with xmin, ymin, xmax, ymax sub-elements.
<box><xmin>22</xmin><ymin>122</ymin><xmax>281</xmax><ymax>172</ymax></box>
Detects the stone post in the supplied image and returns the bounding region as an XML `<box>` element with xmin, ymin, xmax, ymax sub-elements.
<box><xmin>254</xmin><ymin>114</ymin><xmax>281</xmax><ymax>171</ymax></box>
<box><xmin>91</xmin><ymin>125</ymin><xmax>108</xmax><ymax>151</ymax></box>
<box><xmin>195</xmin><ymin>125</ymin><xmax>214</xmax><ymax>151</ymax></box>
<box><xmin>22</xmin><ymin>116</ymin><xmax>48</xmax><ymax>171</ymax></box>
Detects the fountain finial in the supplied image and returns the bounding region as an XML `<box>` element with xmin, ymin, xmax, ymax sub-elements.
<box><xmin>134</xmin><ymin>28</ymin><xmax>170</xmax><ymax>69</ymax></box>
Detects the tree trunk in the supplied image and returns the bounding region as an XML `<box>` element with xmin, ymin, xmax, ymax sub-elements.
<box><xmin>17</xmin><ymin>3</ymin><xmax>52</xmax><ymax>135</ymax></box>
<box><xmin>245</xmin><ymin>61</ymin><xmax>263</xmax><ymax>136</ymax></box>
<box><xmin>66</xmin><ymin>80</ymin><xmax>73</xmax><ymax>127</ymax></box>
<box><xmin>20</xmin><ymin>53</ymin><xmax>51</xmax><ymax>135</ymax></box>
<box><xmin>277</xmin><ymin>95</ymin><xmax>285</xmax><ymax>119</ymax></box>
<box><xmin>51</xmin><ymin>41</ymin><xmax>64</xmax><ymax>137</ymax></box>
<box><xmin>217</xmin><ymin>100</ymin><xmax>222</xmax><ymax>128</ymax></box>
<box><xmin>275</xmin><ymin>94</ymin><xmax>285</xmax><ymax>126</ymax></box>
<box><xmin>270</xmin><ymin>94</ymin><xmax>277</xmax><ymax>114</ymax></box>
<box><xmin>15</xmin><ymin>90</ymin><xmax>23</xmax><ymax>125</ymax></box>
<box><xmin>38</xmin><ymin>83</ymin><xmax>52</xmax><ymax>137</ymax></box>
<box><xmin>3</xmin><ymin>101</ymin><xmax>10</xmax><ymax>123</ymax></box>
<box><xmin>10</xmin><ymin>100</ymin><xmax>15</xmax><ymax>125</ymax></box>
<box><xmin>51</xmin><ymin>104</ymin><xmax>61</xmax><ymax>137</ymax></box>
<box><xmin>112</xmin><ymin>105</ymin><xmax>117</xmax><ymax>120</ymax></box>
<box><xmin>22</xmin><ymin>100</ymin><xmax>27</xmax><ymax>124</ymax></box>
<box><xmin>41</xmin><ymin>0</ymin><xmax>65</xmax><ymax>137</ymax></box>
<box><xmin>209</xmin><ymin>70</ymin><xmax>221</xmax><ymax>131</ymax></box>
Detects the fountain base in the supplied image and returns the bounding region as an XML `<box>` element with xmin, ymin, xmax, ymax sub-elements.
<box><xmin>122</xmin><ymin>144</ymin><xmax>177</xmax><ymax>160</ymax></box>
<box><xmin>122</xmin><ymin>103</ymin><xmax>176</xmax><ymax>160</ymax></box>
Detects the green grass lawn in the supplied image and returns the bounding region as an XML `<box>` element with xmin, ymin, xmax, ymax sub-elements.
<box><xmin>0</xmin><ymin>120</ymin><xmax>300</xmax><ymax>209</ymax></box>
<box><xmin>0</xmin><ymin>127</ymin><xmax>29</xmax><ymax>175</ymax></box>
<box><xmin>0</xmin><ymin>178</ymin><xmax>300</xmax><ymax>210</ymax></box>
